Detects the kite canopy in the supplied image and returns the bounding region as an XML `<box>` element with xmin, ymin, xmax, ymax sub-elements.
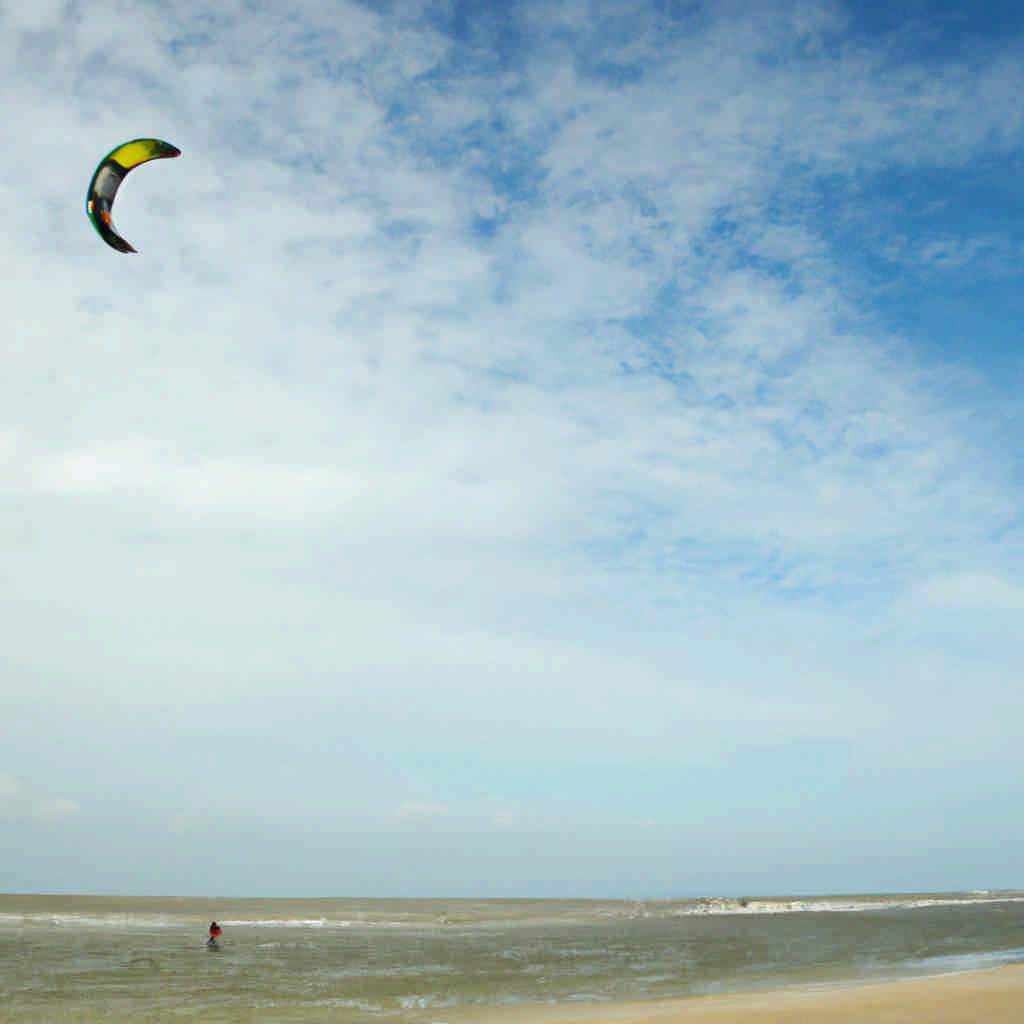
<box><xmin>86</xmin><ymin>138</ymin><xmax>181</xmax><ymax>253</ymax></box>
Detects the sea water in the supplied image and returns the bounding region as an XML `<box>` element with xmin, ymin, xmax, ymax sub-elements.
<box><xmin>2</xmin><ymin>892</ymin><xmax>1023</xmax><ymax>1022</ymax></box>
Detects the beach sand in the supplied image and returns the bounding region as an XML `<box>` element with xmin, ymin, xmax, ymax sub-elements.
<box><xmin>460</xmin><ymin>965</ymin><xmax>1024</xmax><ymax>1024</ymax></box>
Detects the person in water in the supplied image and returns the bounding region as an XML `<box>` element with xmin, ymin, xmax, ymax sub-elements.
<box><xmin>207</xmin><ymin>921</ymin><xmax>223</xmax><ymax>947</ymax></box>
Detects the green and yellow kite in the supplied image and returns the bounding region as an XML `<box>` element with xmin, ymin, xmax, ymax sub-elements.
<box><xmin>86</xmin><ymin>138</ymin><xmax>181</xmax><ymax>253</ymax></box>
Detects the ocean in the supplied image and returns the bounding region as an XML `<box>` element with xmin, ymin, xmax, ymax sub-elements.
<box><xmin>2</xmin><ymin>892</ymin><xmax>1023</xmax><ymax>1022</ymax></box>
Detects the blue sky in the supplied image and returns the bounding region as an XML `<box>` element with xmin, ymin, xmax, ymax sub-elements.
<box><xmin>1</xmin><ymin>0</ymin><xmax>1022</xmax><ymax>897</ymax></box>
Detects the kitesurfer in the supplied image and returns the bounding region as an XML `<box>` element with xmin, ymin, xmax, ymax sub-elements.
<box><xmin>207</xmin><ymin>921</ymin><xmax>223</xmax><ymax>948</ymax></box>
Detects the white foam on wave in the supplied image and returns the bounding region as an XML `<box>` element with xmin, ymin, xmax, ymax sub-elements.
<box><xmin>313</xmin><ymin>997</ymin><xmax>384</xmax><ymax>1012</ymax></box>
<box><xmin>1</xmin><ymin>913</ymin><xmax>180</xmax><ymax>929</ymax></box>
<box><xmin>905</xmin><ymin>947</ymin><xmax>1024</xmax><ymax>977</ymax></box>
<box><xmin>397</xmin><ymin>994</ymin><xmax>459</xmax><ymax>1010</ymax></box>
<box><xmin>2</xmin><ymin>892</ymin><xmax>1021</xmax><ymax>931</ymax></box>
<box><xmin>219</xmin><ymin>918</ymin><xmax>356</xmax><ymax>928</ymax></box>
<box><xmin>656</xmin><ymin>894</ymin><xmax>1024</xmax><ymax>917</ymax></box>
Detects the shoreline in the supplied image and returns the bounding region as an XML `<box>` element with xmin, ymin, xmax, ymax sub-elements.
<box><xmin>455</xmin><ymin>964</ymin><xmax>1024</xmax><ymax>1024</ymax></box>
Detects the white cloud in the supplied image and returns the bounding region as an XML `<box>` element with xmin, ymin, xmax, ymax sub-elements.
<box><xmin>0</xmin><ymin>773</ymin><xmax>24</xmax><ymax>807</ymax></box>
<box><xmin>0</xmin><ymin>775</ymin><xmax>81</xmax><ymax>821</ymax></box>
<box><xmin>0</xmin><ymin>2</ymin><xmax>1016</xmax><ymax>634</ymax></box>
<box><xmin>32</xmin><ymin>798</ymin><xmax>81</xmax><ymax>820</ymax></box>
<box><xmin>917</xmin><ymin>572</ymin><xmax>1024</xmax><ymax>611</ymax></box>
<box><xmin>395</xmin><ymin>801</ymin><xmax>450</xmax><ymax>821</ymax></box>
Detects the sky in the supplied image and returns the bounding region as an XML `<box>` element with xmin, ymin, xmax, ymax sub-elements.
<box><xmin>1</xmin><ymin>0</ymin><xmax>1023</xmax><ymax>898</ymax></box>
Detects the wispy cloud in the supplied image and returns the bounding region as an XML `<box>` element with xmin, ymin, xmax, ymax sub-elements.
<box><xmin>32</xmin><ymin>798</ymin><xmax>81</xmax><ymax>821</ymax></box>
<box><xmin>395</xmin><ymin>801</ymin><xmax>450</xmax><ymax>822</ymax></box>
<box><xmin>0</xmin><ymin>773</ymin><xmax>80</xmax><ymax>821</ymax></box>
<box><xmin>917</xmin><ymin>571</ymin><xmax>1024</xmax><ymax>611</ymax></box>
<box><xmin>0</xmin><ymin>773</ymin><xmax>24</xmax><ymax>808</ymax></box>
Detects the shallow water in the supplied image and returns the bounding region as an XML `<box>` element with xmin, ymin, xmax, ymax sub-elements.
<box><xmin>2</xmin><ymin>893</ymin><xmax>1023</xmax><ymax>1022</ymax></box>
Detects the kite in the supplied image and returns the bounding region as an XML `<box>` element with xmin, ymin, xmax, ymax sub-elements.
<box><xmin>86</xmin><ymin>138</ymin><xmax>181</xmax><ymax>253</ymax></box>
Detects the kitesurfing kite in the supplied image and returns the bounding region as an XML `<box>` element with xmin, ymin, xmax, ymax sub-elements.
<box><xmin>86</xmin><ymin>138</ymin><xmax>181</xmax><ymax>253</ymax></box>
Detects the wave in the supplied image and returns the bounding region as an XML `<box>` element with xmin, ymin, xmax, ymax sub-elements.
<box><xmin>3</xmin><ymin>892</ymin><xmax>1022</xmax><ymax>930</ymax></box>
<box><xmin>904</xmin><ymin>947</ymin><xmax>1024</xmax><ymax>977</ymax></box>
<box><xmin>0</xmin><ymin>912</ymin><xmax>180</xmax><ymax>929</ymax></box>
<box><xmin>655</xmin><ymin>894</ymin><xmax>1024</xmax><ymax>917</ymax></box>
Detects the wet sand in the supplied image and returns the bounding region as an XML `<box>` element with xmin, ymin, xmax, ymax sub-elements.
<box><xmin>462</xmin><ymin>965</ymin><xmax>1024</xmax><ymax>1024</ymax></box>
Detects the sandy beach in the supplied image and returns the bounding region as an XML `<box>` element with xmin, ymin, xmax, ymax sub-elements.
<box><xmin>463</xmin><ymin>965</ymin><xmax>1024</xmax><ymax>1024</ymax></box>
